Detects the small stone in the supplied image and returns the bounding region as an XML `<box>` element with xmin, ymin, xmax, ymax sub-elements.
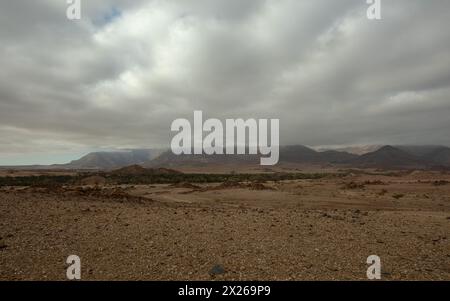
<box><xmin>209</xmin><ymin>264</ymin><xmax>226</xmax><ymax>276</ymax></box>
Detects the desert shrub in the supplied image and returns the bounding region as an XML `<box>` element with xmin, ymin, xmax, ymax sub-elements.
<box><xmin>0</xmin><ymin>172</ymin><xmax>340</xmax><ymax>187</ymax></box>
<box><xmin>0</xmin><ymin>175</ymin><xmax>75</xmax><ymax>187</ymax></box>
<box><xmin>378</xmin><ymin>189</ymin><xmax>388</xmax><ymax>196</ymax></box>
<box><xmin>342</xmin><ymin>181</ymin><xmax>365</xmax><ymax>189</ymax></box>
<box><xmin>432</xmin><ymin>180</ymin><xmax>449</xmax><ymax>186</ymax></box>
<box><xmin>364</xmin><ymin>180</ymin><xmax>386</xmax><ymax>185</ymax></box>
<box><xmin>392</xmin><ymin>193</ymin><xmax>405</xmax><ymax>199</ymax></box>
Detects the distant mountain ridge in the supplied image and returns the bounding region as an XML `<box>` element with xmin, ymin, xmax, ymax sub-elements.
<box><xmin>280</xmin><ymin>145</ymin><xmax>358</xmax><ymax>164</ymax></box>
<box><xmin>397</xmin><ymin>145</ymin><xmax>450</xmax><ymax>166</ymax></box>
<box><xmin>424</xmin><ymin>147</ymin><xmax>450</xmax><ymax>165</ymax></box>
<box><xmin>347</xmin><ymin>145</ymin><xmax>427</xmax><ymax>169</ymax></box>
<box><xmin>2</xmin><ymin>145</ymin><xmax>450</xmax><ymax>170</ymax></box>
<box><xmin>146</xmin><ymin>145</ymin><xmax>450</xmax><ymax>170</ymax></box>
<box><xmin>56</xmin><ymin>149</ymin><xmax>164</xmax><ymax>170</ymax></box>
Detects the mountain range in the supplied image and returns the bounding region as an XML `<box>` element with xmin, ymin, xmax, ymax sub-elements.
<box><xmin>54</xmin><ymin>149</ymin><xmax>164</xmax><ymax>170</ymax></box>
<box><xmin>3</xmin><ymin>145</ymin><xmax>449</xmax><ymax>170</ymax></box>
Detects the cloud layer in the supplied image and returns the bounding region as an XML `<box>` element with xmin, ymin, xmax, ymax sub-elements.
<box><xmin>1</xmin><ymin>0</ymin><xmax>449</xmax><ymax>164</ymax></box>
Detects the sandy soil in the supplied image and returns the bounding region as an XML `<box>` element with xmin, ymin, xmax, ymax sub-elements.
<box><xmin>0</xmin><ymin>171</ymin><xmax>449</xmax><ymax>280</ymax></box>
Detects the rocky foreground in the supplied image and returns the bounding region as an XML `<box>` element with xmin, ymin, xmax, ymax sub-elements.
<box><xmin>0</xmin><ymin>172</ymin><xmax>449</xmax><ymax>280</ymax></box>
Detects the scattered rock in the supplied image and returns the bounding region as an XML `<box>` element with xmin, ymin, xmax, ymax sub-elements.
<box><xmin>219</xmin><ymin>181</ymin><xmax>246</xmax><ymax>189</ymax></box>
<box><xmin>209</xmin><ymin>265</ymin><xmax>226</xmax><ymax>277</ymax></box>
<box><xmin>378</xmin><ymin>189</ymin><xmax>388</xmax><ymax>196</ymax></box>
<box><xmin>342</xmin><ymin>182</ymin><xmax>365</xmax><ymax>190</ymax></box>
<box><xmin>392</xmin><ymin>193</ymin><xmax>405</xmax><ymax>200</ymax></box>
<box><xmin>364</xmin><ymin>180</ymin><xmax>386</xmax><ymax>185</ymax></box>
<box><xmin>432</xmin><ymin>180</ymin><xmax>449</xmax><ymax>186</ymax></box>
<box><xmin>247</xmin><ymin>182</ymin><xmax>275</xmax><ymax>191</ymax></box>
<box><xmin>79</xmin><ymin>176</ymin><xmax>106</xmax><ymax>186</ymax></box>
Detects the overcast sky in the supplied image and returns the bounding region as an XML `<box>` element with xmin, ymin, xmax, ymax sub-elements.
<box><xmin>0</xmin><ymin>0</ymin><xmax>449</xmax><ymax>165</ymax></box>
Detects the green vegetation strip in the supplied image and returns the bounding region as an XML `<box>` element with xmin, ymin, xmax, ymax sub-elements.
<box><xmin>0</xmin><ymin>172</ymin><xmax>346</xmax><ymax>187</ymax></box>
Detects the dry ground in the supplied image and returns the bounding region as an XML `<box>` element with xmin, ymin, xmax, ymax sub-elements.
<box><xmin>0</xmin><ymin>171</ymin><xmax>449</xmax><ymax>280</ymax></box>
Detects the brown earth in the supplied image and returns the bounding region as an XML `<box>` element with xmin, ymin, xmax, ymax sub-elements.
<box><xmin>0</xmin><ymin>170</ymin><xmax>449</xmax><ymax>280</ymax></box>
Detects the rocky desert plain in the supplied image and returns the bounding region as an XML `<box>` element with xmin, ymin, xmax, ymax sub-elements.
<box><xmin>0</xmin><ymin>164</ymin><xmax>449</xmax><ymax>281</ymax></box>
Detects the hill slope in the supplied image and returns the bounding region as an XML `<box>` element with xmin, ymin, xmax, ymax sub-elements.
<box><xmin>146</xmin><ymin>145</ymin><xmax>358</xmax><ymax>168</ymax></box>
<box><xmin>61</xmin><ymin>149</ymin><xmax>164</xmax><ymax>169</ymax></box>
<box><xmin>421</xmin><ymin>146</ymin><xmax>450</xmax><ymax>166</ymax></box>
<box><xmin>348</xmin><ymin>145</ymin><xmax>427</xmax><ymax>168</ymax></box>
<box><xmin>280</xmin><ymin>145</ymin><xmax>357</xmax><ymax>163</ymax></box>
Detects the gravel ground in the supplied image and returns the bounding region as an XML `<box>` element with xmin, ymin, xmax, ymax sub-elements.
<box><xmin>0</xmin><ymin>172</ymin><xmax>450</xmax><ymax>280</ymax></box>
<box><xmin>0</xmin><ymin>177</ymin><xmax>449</xmax><ymax>280</ymax></box>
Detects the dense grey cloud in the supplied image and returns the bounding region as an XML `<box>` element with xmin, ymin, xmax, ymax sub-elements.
<box><xmin>0</xmin><ymin>0</ymin><xmax>449</xmax><ymax>164</ymax></box>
